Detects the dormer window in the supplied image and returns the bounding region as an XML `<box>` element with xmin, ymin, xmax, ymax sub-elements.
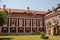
<box><xmin>8</xmin><ymin>9</ymin><xmax>12</xmax><ymax>16</ymax></box>
<box><xmin>8</xmin><ymin>13</ymin><xmax>12</xmax><ymax>16</ymax></box>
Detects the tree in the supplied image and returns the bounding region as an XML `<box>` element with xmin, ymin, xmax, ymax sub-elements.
<box><xmin>0</xmin><ymin>11</ymin><xmax>6</xmax><ymax>33</ymax></box>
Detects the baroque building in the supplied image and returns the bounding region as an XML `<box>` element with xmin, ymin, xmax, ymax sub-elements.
<box><xmin>0</xmin><ymin>4</ymin><xmax>60</xmax><ymax>35</ymax></box>
<box><xmin>45</xmin><ymin>4</ymin><xmax>60</xmax><ymax>35</ymax></box>
<box><xmin>0</xmin><ymin>5</ymin><xmax>46</xmax><ymax>34</ymax></box>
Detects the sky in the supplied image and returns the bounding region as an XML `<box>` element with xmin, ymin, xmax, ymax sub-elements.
<box><xmin>0</xmin><ymin>0</ymin><xmax>60</xmax><ymax>11</ymax></box>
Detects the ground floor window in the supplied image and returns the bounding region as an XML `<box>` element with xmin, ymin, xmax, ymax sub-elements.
<box><xmin>2</xmin><ymin>30</ymin><xmax>8</xmax><ymax>33</ymax></box>
<box><xmin>32</xmin><ymin>28</ymin><xmax>37</xmax><ymax>32</ymax></box>
<box><xmin>2</xmin><ymin>28</ymin><xmax>8</xmax><ymax>33</ymax></box>
<box><xmin>19</xmin><ymin>30</ymin><xmax>23</xmax><ymax>32</ymax></box>
<box><xmin>25</xmin><ymin>28</ymin><xmax>30</xmax><ymax>32</ymax></box>
<box><xmin>11</xmin><ymin>29</ymin><xmax>15</xmax><ymax>33</ymax></box>
<box><xmin>10</xmin><ymin>28</ymin><xmax>16</xmax><ymax>33</ymax></box>
<box><xmin>33</xmin><ymin>30</ymin><xmax>36</xmax><ymax>32</ymax></box>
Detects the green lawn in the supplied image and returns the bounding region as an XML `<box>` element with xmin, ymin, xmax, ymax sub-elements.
<box><xmin>0</xmin><ymin>35</ymin><xmax>60</xmax><ymax>40</ymax></box>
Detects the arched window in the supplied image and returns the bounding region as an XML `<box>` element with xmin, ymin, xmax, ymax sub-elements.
<box><xmin>11</xmin><ymin>28</ymin><xmax>15</xmax><ymax>33</ymax></box>
<box><xmin>33</xmin><ymin>28</ymin><xmax>36</xmax><ymax>32</ymax></box>
<box><xmin>19</xmin><ymin>28</ymin><xmax>23</xmax><ymax>32</ymax></box>
<box><xmin>2</xmin><ymin>28</ymin><xmax>8</xmax><ymax>33</ymax></box>
<box><xmin>26</xmin><ymin>28</ymin><xmax>30</xmax><ymax>32</ymax></box>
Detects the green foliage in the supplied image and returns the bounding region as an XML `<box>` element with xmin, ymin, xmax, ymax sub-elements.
<box><xmin>40</xmin><ymin>32</ymin><xmax>49</xmax><ymax>39</ymax></box>
<box><xmin>0</xmin><ymin>11</ymin><xmax>6</xmax><ymax>26</ymax></box>
<box><xmin>0</xmin><ymin>11</ymin><xmax>6</xmax><ymax>18</ymax></box>
<box><xmin>44</xmin><ymin>36</ymin><xmax>49</xmax><ymax>39</ymax></box>
<box><xmin>40</xmin><ymin>32</ymin><xmax>45</xmax><ymax>38</ymax></box>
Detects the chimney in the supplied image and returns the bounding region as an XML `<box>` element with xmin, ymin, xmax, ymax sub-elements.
<box><xmin>27</xmin><ymin>7</ymin><xmax>30</xmax><ymax>11</ymax></box>
<box><xmin>52</xmin><ymin>6</ymin><xmax>54</xmax><ymax>10</ymax></box>
<box><xmin>57</xmin><ymin>4</ymin><xmax>60</xmax><ymax>7</ymax></box>
<box><xmin>3</xmin><ymin>5</ymin><xmax>6</xmax><ymax>8</ymax></box>
<box><xmin>3</xmin><ymin>5</ymin><xmax>7</xmax><ymax>12</ymax></box>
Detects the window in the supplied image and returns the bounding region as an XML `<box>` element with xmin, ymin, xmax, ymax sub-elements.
<box><xmin>11</xmin><ymin>19</ymin><xmax>16</xmax><ymax>26</ymax></box>
<box><xmin>48</xmin><ymin>21</ymin><xmax>51</xmax><ymax>25</ymax></box>
<box><xmin>33</xmin><ymin>19</ymin><xmax>36</xmax><ymax>27</ymax></box>
<box><xmin>40</xmin><ymin>20</ymin><xmax>43</xmax><ymax>27</ymax></box>
<box><xmin>19</xmin><ymin>28</ymin><xmax>23</xmax><ymax>32</ymax></box>
<box><xmin>19</xmin><ymin>19</ymin><xmax>23</xmax><ymax>27</ymax></box>
<box><xmin>58</xmin><ymin>16</ymin><xmax>60</xmax><ymax>23</ymax></box>
<box><xmin>11</xmin><ymin>28</ymin><xmax>15</xmax><ymax>33</ymax></box>
<box><xmin>33</xmin><ymin>28</ymin><xmax>36</xmax><ymax>32</ymax></box>
<box><xmin>8</xmin><ymin>13</ymin><xmax>12</xmax><ymax>16</ymax></box>
<box><xmin>8</xmin><ymin>9</ymin><xmax>12</xmax><ymax>16</ymax></box>
<box><xmin>26</xmin><ymin>20</ymin><xmax>30</xmax><ymax>27</ymax></box>
<box><xmin>26</xmin><ymin>28</ymin><xmax>30</xmax><ymax>32</ymax></box>
<box><xmin>3</xmin><ymin>30</ymin><xmax>7</xmax><ymax>33</ymax></box>
<box><xmin>11</xmin><ymin>30</ymin><xmax>15</xmax><ymax>33</ymax></box>
<box><xmin>19</xmin><ymin>30</ymin><xmax>23</xmax><ymax>32</ymax></box>
<box><xmin>2</xmin><ymin>28</ymin><xmax>7</xmax><ymax>33</ymax></box>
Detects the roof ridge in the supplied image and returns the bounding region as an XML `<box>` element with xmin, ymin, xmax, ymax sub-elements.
<box><xmin>0</xmin><ymin>8</ymin><xmax>46</xmax><ymax>14</ymax></box>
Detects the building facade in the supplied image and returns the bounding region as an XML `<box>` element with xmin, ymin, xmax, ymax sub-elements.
<box><xmin>0</xmin><ymin>8</ymin><xmax>46</xmax><ymax>34</ymax></box>
<box><xmin>0</xmin><ymin>4</ymin><xmax>60</xmax><ymax>35</ymax></box>
<box><xmin>45</xmin><ymin>4</ymin><xmax>60</xmax><ymax>35</ymax></box>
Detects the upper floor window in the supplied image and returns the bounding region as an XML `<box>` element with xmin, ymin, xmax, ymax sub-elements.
<box><xmin>11</xmin><ymin>18</ymin><xmax>16</xmax><ymax>26</ymax></box>
<box><xmin>58</xmin><ymin>16</ymin><xmax>60</xmax><ymax>23</ymax></box>
<box><xmin>33</xmin><ymin>19</ymin><xmax>36</xmax><ymax>27</ymax></box>
<box><xmin>26</xmin><ymin>19</ymin><xmax>30</xmax><ymax>27</ymax></box>
<box><xmin>19</xmin><ymin>19</ymin><xmax>23</xmax><ymax>27</ymax></box>
<box><xmin>40</xmin><ymin>20</ymin><xmax>43</xmax><ymax>27</ymax></box>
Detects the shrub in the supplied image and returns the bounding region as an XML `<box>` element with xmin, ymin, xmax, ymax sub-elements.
<box><xmin>40</xmin><ymin>32</ymin><xmax>49</xmax><ymax>39</ymax></box>
<box><xmin>44</xmin><ymin>36</ymin><xmax>49</xmax><ymax>39</ymax></box>
<box><xmin>40</xmin><ymin>32</ymin><xmax>45</xmax><ymax>38</ymax></box>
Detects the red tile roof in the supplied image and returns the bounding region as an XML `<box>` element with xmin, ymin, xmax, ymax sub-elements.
<box><xmin>0</xmin><ymin>8</ymin><xmax>46</xmax><ymax>15</ymax></box>
<box><xmin>45</xmin><ymin>7</ymin><xmax>60</xmax><ymax>15</ymax></box>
